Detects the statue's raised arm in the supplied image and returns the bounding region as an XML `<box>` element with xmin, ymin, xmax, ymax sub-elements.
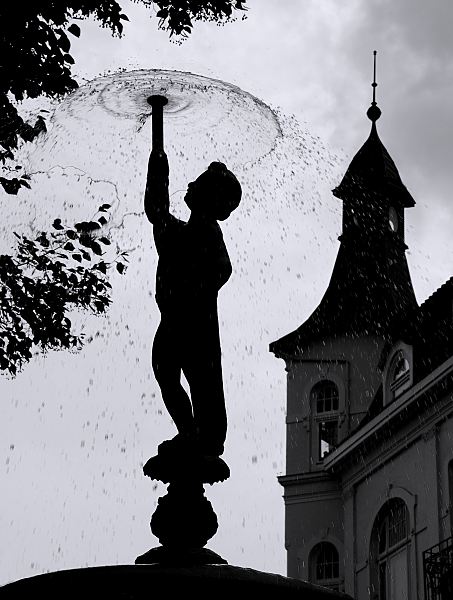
<box><xmin>144</xmin><ymin>95</ymin><xmax>170</xmax><ymax>224</ymax></box>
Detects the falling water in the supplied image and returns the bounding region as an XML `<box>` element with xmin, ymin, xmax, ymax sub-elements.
<box><xmin>0</xmin><ymin>70</ymin><xmax>344</xmax><ymax>583</ymax></box>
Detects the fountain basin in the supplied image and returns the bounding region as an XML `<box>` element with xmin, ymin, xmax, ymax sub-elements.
<box><xmin>1</xmin><ymin>564</ymin><xmax>352</xmax><ymax>599</ymax></box>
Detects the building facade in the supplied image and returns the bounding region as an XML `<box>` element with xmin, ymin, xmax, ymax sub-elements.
<box><xmin>270</xmin><ymin>84</ymin><xmax>453</xmax><ymax>599</ymax></box>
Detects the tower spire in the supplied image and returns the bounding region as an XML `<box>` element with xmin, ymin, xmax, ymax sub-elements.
<box><xmin>367</xmin><ymin>50</ymin><xmax>381</xmax><ymax>122</ymax></box>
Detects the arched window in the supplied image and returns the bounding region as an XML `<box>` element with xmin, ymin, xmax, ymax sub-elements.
<box><xmin>309</xmin><ymin>542</ymin><xmax>340</xmax><ymax>591</ymax></box>
<box><xmin>391</xmin><ymin>351</ymin><xmax>410</xmax><ymax>386</ymax></box>
<box><xmin>388</xmin><ymin>350</ymin><xmax>411</xmax><ymax>403</ymax></box>
<box><xmin>370</xmin><ymin>499</ymin><xmax>410</xmax><ymax>600</ymax></box>
<box><xmin>311</xmin><ymin>380</ymin><xmax>339</xmax><ymax>460</ymax></box>
<box><xmin>383</xmin><ymin>344</ymin><xmax>413</xmax><ymax>405</ymax></box>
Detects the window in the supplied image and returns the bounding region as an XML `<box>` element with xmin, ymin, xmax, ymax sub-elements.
<box><xmin>309</xmin><ymin>542</ymin><xmax>340</xmax><ymax>591</ymax></box>
<box><xmin>391</xmin><ymin>352</ymin><xmax>409</xmax><ymax>387</ymax></box>
<box><xmin>370</xmin><ymin>499</ymin><xmax>410</xmax><ymax>600</ymax></box>
<box><xmin>383</xmin><ymin>345</ymin><xmax>413</xmax><ymax>405</ymax></box>
<box><xmin>311</xmin><ymin>380</ymin><xmax>339</xmax><ymax>460</ymax></box>
<box><xmin>388</xmin><ymin>207</ymin><xmax>399</xmax><ymax>233</ymax></box>
<box><xmin>313</xmin><ymin>380</ymin><xmax>339</xmax><ymax>413</ymax></box>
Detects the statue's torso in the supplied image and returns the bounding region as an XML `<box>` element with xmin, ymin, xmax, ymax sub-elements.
<box><xmin>153</xmin><ymin>215</ymin><xmax>232</xmax><ymax>314</ymax></box>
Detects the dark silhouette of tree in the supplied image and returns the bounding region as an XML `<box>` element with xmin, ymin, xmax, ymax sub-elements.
<box><xmin>0</xmin><ymin>205</ymin><xmax>128</xmax><ymax>376</ymax></box>
<box><xmin>149</xmin><ymin>0</ymin><xmax>247</xmax><ymax>38</ymax></box>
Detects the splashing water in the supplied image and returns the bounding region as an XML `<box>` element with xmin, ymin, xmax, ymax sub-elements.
<box><xmin>0</xmin><ymin>70</ymin><xmax>344</xmax><ymax>582</ymax></box>
<box><xmin>27</xmin><ymin>69</ymin><xmax>282</xmax><ymax>191</ymax></box>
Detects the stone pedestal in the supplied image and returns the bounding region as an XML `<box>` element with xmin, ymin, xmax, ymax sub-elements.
<box><xmin>136</xmin><ymin>435</ymin><xmax>229</xmax><ymax>566</ymax></box>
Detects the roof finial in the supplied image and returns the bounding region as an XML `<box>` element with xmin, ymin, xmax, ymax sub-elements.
<box><xmin>367</xmin><ymin>50</ymin><xmax>381</xmax><ymax>122</ymax></box>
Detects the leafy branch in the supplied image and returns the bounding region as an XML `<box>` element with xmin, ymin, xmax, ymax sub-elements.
<box><xmin>0</xmin><ymin>204</ymin><xmax>128</xmax><ymax>377</ymax></box>
<box><xmin>144</xmin><ymin>0</ymin><xmax>247</xmax><ymax>39</ymax></box>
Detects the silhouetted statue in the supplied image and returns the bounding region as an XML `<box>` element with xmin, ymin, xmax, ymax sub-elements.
<box><xmin>144</xmin><ymin>96</ymin><xmax>242</xmax><ymax>459</ymax></box>
<box><xmin>136</xmin><ymin>95</ymin><xmax>241</xmax><ymax>565</ymax></box>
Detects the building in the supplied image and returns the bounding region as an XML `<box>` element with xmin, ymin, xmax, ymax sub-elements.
<box><xmin>270</xmin><ymin>63</ymin><xmax>453</xmax><ymax>600</ymax></box>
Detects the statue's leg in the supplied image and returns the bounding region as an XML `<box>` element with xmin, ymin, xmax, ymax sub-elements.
<box><xmin>182</xmin><ymin>315</ymin><xmax>227</xmax><ymax>456</ymax></box>
<box><xmin>152</xmin><ymin>319</ymin><xmax>195</xmax><ymax>437</ymax></box>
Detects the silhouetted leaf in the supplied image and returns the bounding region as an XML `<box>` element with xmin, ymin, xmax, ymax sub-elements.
<box><xmin>99</xmin><ymin>236</ymin><xmax>111</xmax><ymax>245</ymax></box>
<box><xmin>0</xmin><ymin>177</ymin><xmax>21</xmax><ymax>195</ymax></box>
<box><xmin>52</xmin><ymin>219</ymin><xmax>64</xmax><ymax>230</ymax></box>
<box><xmin>63</xmin><ymin>242</ymin><xmax>75</xmax><ymax>251</ymax></box>
<box><xmin>91</xmin><ymin>241</ymin><xmax>103</xmax><ymax>256</ymax></box>
<box><xmin>116</xmin><ymin>262</ymin><xmax>126</xmax><ymax>274</ymax></box>
<box><xmin>79</xmin><ymin>235</ymin><xmax>93</xmax><ymax>248</ymax></box>
<box><xmin>94</xmin><ymin>300</ymin><xmax>106</xmax><ymax>313</ymax></box>
<box><xmin>58</xmin><ymin>32</ymin><xmax>71</xmax><ymax>52</ymax></box>
<box><xmin>72</xmin><ymin>253</ymin><xmax>82</xmax><ymax>262</ymax></box>
<box><xmin>95</xmin><ymin>262</ymin><xmax>107</xmax><ymax>274</ymax></box>
<box><xmin>67</xmin><ymin>23</ymin><xmax>81</xmax><ymax>37</ymax></box>
<box><xmin>98</xmin><ymin>216</ymin><xmax>108</xmax><ymax>226</ymax></box>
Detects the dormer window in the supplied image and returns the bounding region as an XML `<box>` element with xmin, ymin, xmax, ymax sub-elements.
<box><xmin>382</xmin><ymin>343</ymin><xmax>413</xmax><ymax>405</ymax></box>
<box><xmin>390</xmin><ymin>351</ymin><xmax>410</xmax><ymax>392</ymax></box>
<box><xmin>392</xmin><ymin>353</ymin><xmax>409</xmax><ymax>382</ymax></box>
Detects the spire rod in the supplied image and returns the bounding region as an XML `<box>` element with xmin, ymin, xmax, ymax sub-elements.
<box><xmin>367</xmin><ymin>50</ymin><xmax>381</xmax><ymax>123</ymax></box>
<box><xmin>372</xmin><ymin>50</ymin><xmax>377</xmax><ymax>104</ymax></box>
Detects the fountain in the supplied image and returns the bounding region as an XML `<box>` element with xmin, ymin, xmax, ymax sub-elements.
<box><xmin>1</xmin><ymin>70</ymin><xmax>349</xmax><ymax>597</ymax></box>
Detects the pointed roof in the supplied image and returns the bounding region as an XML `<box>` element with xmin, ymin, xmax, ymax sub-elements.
<box><xmin>269</xmin><ymin>239</ymin><xmax>418</xmax><ymax>358</ymax></box>
<box><xmin>334</xmin><ymin>52</ymin><xmax>414</xmax><ymax>207</ymax></box>
<box><xmin>270</xmin><ymin>57</ymin><xmax>418</xmax><ymax>359</ymax></box>
<box><xmin>332</xmin><ymin>122</ymin><xmax>415</xmax><ymax>207</ymax></box>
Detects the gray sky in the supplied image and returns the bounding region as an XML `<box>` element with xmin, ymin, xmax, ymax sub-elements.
<box><xmin>1</xmin><ymin>0</ymin><xmax>452</xmax><ymax>586</ymax></box>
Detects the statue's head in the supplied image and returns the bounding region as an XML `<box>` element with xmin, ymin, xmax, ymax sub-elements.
<box><xmin>184</xmin><ymin>162</ymin><xmax>242</xmax><ymax>221</ymax></box>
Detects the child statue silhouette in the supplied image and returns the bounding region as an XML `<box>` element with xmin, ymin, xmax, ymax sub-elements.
<box><xmin>144</xmin><ymin>96</ymin><xmax>241</xmax><ymax>465</ymax></box>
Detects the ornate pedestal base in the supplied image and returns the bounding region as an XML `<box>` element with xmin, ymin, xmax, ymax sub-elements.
<box><xmin>135</xmin><ymin>545</ymin><xmax>227</xmax><ymax>566</ymax></box>
<box><xmin>136</xmin><ymin>436</ymin><xmax>230</xmax><ymax>566</ymax></box>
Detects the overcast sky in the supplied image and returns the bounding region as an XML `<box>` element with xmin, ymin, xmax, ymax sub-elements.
<box><xmin>1</xmin><ymin>0</ymin><xmax>452</xmax><ymax>586</ymax></box>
